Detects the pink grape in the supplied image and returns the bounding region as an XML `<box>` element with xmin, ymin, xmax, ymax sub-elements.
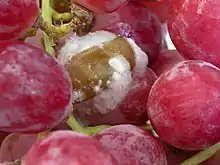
<box><xmin>149</xmin><ymin>49</ymin><xmax>185</xmax><ymax>76</ymax></box>
<box><xmin>21</xmin><ymin>130</ymin><xmax>118</xmax><ymax>165</ymax></box>
<box><xmin>147</xmin><ymin>60</ymin><xmax>220</xmax><ymax>150</ymax></box>
<box><xmin>168</xmin><ymin>0</ymin><xmax>220</xmax><ymax>68</ymax></box>
<box><xmin>0</xmin><ymin>133</ymin><xmax>37</xmax><ymax>162</ymax></box>
<box><xmin>95</xmin><ymin>124</ymin><xmax>167</xmax><ymax>165</ymax></box>
<box><xmin>93</xmin><ymin>2</ymin><xmax>162</xmax><ymax>63</ymax></box>
<box><xmin>73</xmin><ymin>0</ymin><xmax>129</xmax><ymax>14</ymax></box>
<box><xmin>74</xmin><ymin>67</ymin><xmax>157</xmax><ymax>126</ymax></box>
<box><xmin>0</xmin><ymin>41</ymin><xmax>72</xmax><ymax>133</ymax></box>
<box><xmin>0</xmin><ymin>0</ymin><xmax>39</xmax><ymax>41</ymax></box>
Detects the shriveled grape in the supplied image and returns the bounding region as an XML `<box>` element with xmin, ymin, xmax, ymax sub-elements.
<box><xmin>58</xmin><ymin>30</ymin><xmax>152</xmax><ymax>125</ymax></box>
<box><xmin>75</xmin><ymin>67</ymin><xmax>157</xmax><ymax>125</ymax></box>
<box><xmin>58</xmin><ymin>31</ymin><xmax>148</xmax><ymax>103</ymax></box>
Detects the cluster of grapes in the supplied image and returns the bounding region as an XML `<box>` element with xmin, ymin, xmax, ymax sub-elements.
<box><xmin>0</xmin><ymin>0</ymin><xmax>219</xmax><ymax>165</ymax></box>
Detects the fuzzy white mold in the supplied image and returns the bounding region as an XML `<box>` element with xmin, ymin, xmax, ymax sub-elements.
<box><xmin>58</xmin><ymin>30</ymin><xmax>149</xmax><ymax>113</ymax></box>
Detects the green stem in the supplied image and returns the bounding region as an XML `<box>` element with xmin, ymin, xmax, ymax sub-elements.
<box><xmin>19</xmin><ymin>28</ymin><xmax>37</xmax><ymax>40</ymax></box>
<box><xmin>180</xmin><ymin>141</ymin><xmax>220</xmax><ymax>165</ymax></box>
<box><xmin>140</xmin><ymin>124</ymin><xmax>154</xmax><ymax>131</ymax></box>
<box><xmin>52</xmin><ymin>10</ymin><xmax>72</xmax><ymax>23</ymax></box>
<box><xmin>83</xmin><ymin>124</ymin><xmax>154</xmax><ymax>135</ymax></box>
<box><xmin>66</xmin><ymin>115</ymin><xmax>87</xmax><ymax>134</ymax></box>
<box><xmin>85</xmin><ymin>125</ymin><xmax>110</xmax><ymax>135</ymax></box>
<box><xmin>41</xmin><ymin>0</ymin><xmax>55</xmax><ymax>56</ymax></box>
<box><xmin>40</xmin><ymin>20</ymin><xmax>75</xmax><ymax>39</ymax></box>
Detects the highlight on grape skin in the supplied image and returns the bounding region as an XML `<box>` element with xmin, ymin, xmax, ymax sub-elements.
<box><xmin>147</xmin><ymin>60</ymin><xmax>220</xmax><ymax>150</ymax></box>
<box><xmin>0</xmin><ymin>0</ymin><xmax>39</xmax><ymax>41</ymax></box>
<box><xmin>21</xmin><ymin>130</ymin><xmax>119</xmax><ymax>165</ymax></box>
<box><xmin>94</xmin><ymin>124</ymin><xmax>168</xmax><ymax>165</ymax></box>
<box><xmin>0</xmin><ymin>41</ymin><xmax>72</xmax><ymax>133</ymax></box>
<box><xmin>73</xmin><ymin>0</ymin><xmax>129</xmax><ymax>14</ymax></box>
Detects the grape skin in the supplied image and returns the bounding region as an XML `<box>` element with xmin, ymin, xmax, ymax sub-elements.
<box><xmin>21</xmin><ymin>131</ymin><xmax>118</xmax><ymax>165</ymax></box>
<box><xmin>0</xmin><ymin>0</ymin><xmax>39</xmax><ymax>41</ymax></box>
<box><xmin>95</xmin><ymin>124</ymin><xmax>167</xmax><ymax>165</ymax></box>
<box><xmin>148</xmin><ymin>60</ymin><xmax>220</xmax><ymax>150</ymax></box>
<box><xmin>0</xmin><ymin>41</ymin><xmax>72</xmax><ymax>133</ymax></box>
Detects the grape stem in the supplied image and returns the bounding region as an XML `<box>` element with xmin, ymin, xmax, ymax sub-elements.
<box><xmin>19</xmin><ymin>28</ymin><xmax>37</xmax><ymax>40</ymax></box>
<box><xmin>39</xmin><ymin>17</ymin><xmax>76</xmax><ymax>39</ymax></box>
<box><xmin>66</xmin><ymin>115</ymin><xmax>87</xmax><ymax>134</ymax></box>
<box><xmin>66</xmin><ymin>115</ymin><xmax>110</xmax><ymax>135</ymax></box>
<box><xmin>39</xmin><ymin>2</ymin><xmax>94</xmax><ymax>40</ymax></box>
<box><xmin>52</xmin><ymin>10</ymin><xmax>72</xmax><ymax>24</ymax></box>
<box><xmin>85</xmin><ymin>125</ymin><xmax>110</xmax><ymax>135</ymax></box>
<box><xmin>140</xmin><ymin>124</ymin><xmax>154</xmax><ymax>131</ymax></box>
<box><xmin>41</xmin><ymin>0</ymin><xmax>55</xmax><ymax>56</ymax></box>
<box><xmin>83</xmin><ymin>124</ymin><xmax>154</xmax><ymax>135</ymax></box>
<box><xmin>180</xmin><ymin>141</ymin><xmax>220</xmax><ymax>165</ymax></box>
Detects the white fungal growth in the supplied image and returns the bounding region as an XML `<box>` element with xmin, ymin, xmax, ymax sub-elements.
<box><xmin>93</xmin><ymin>55</ymin><xmax>132</xmax><ymax>113</ymax></box>
<box><xmin>126</xmin><ymin>38</ymin><xmax>148</xmax><ymax>76</ymax></box>
<box><xmin>58</xmin><ymin>30</ymin><xmax>149</xmax><ymax>114</ymax></box>
<box><xmin>57</xmin><ymin>30</ymin><xmax>117</xmax><ymax>65</ymax></box>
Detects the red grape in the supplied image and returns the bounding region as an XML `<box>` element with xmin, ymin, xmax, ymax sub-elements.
<box><xmin>75</xmin><ymin>67</ymin><xmax>157</xmax><ymax>125</ymax></box>
<box><xmin>0</xmin><ymin>41</ymin><xmax>72</xmax><ymax>133</ymax></box>
<box><xmin>21</xmin><ymin>130</ymin><xmax>118</xmax><ymax>165</ymax></box>
<box><xmin>168</xmin><ymin>0</ymin><xmax>220</xmax><ymax>68</ymax></box>
<box><xmin>0</xmin><ymin>133</ymin><xmax>37</xmax><ymax>162</ymax></box>
<box><xmin>149</xmin><ymin>49</ymin><xmax>185</xmax><ymax>76</ymax></box>
<box><xmin>93</xmin><ymin>2</ymin><xmax>162</xmax><ymax>63</ymax></box>
<box><xmin>73</xmin><ymin>0</ymin><xmax>129</xmax><ymax>14</ymax></box>
<box><xmin>95</xmin><ymin>124</ymin><xmax>167</xmax><ymax>165</ymax></box>
<box><xmin>132</xmin><ymin>0</ymin><xmax>172</xmax><ymax>23</ymax></box>
<box><xmin>0</xmin><ymin>0</ymin><xmax>39</xmax><ymax>41</ymax></box>
<box><xmin>147</xmin><ymin>60</ymin><xmax>220</xmax><ymax>150</ymax></box>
